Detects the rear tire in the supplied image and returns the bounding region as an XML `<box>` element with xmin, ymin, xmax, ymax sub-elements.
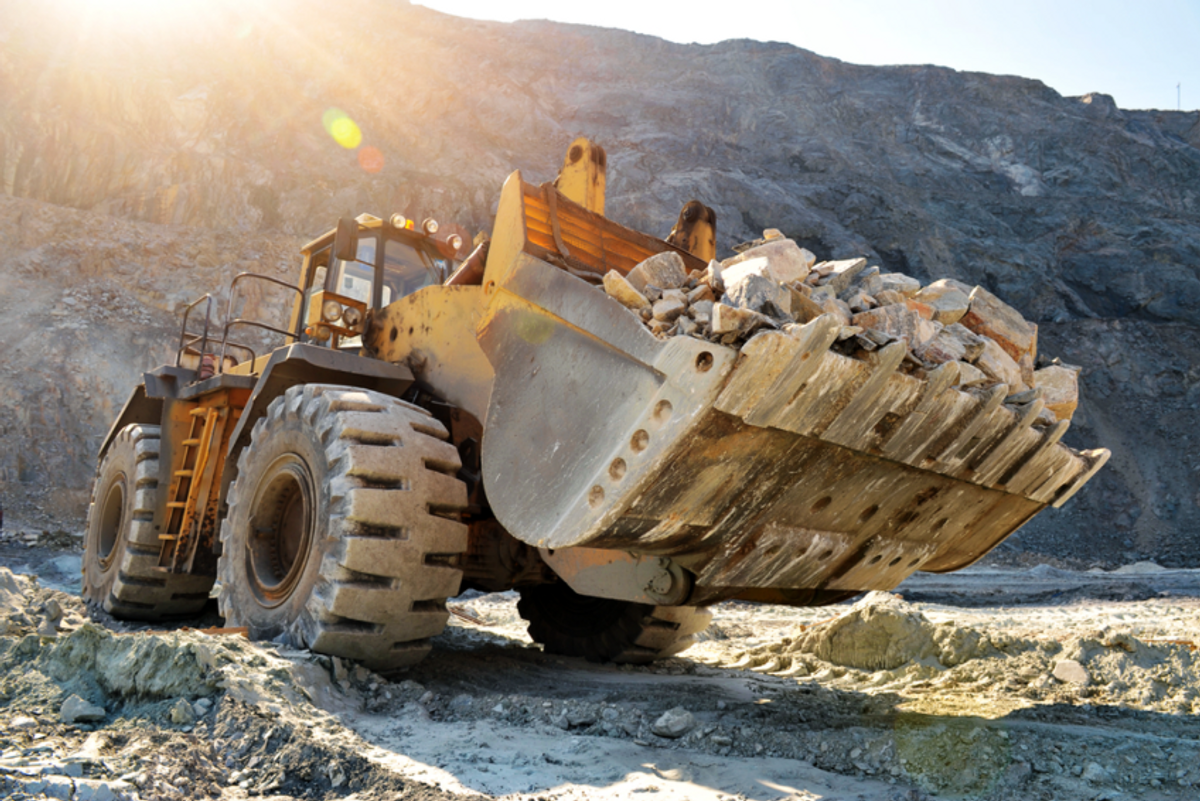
<box><xmin>517</xmin><ymin>581</ymin><xmax>712</xmax><ymax>664</ymax></box>
<box><xmin>217</xmin><ymin>385</ymin><xmax>468</xmax><ymax>672</ymax></box>
<box><xmin>82</xmin><ymin>424</ymin><xmax>215</xmax><ymax>618</ymax></box>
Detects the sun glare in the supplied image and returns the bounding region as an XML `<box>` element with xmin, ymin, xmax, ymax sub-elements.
<box><xmin>68</xmin><ymin>0</ymin><xmax>231</xmax><ymax>34</ymax></box>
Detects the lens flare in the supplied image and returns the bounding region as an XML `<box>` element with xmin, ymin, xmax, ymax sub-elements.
<box><xmin>358</xmin><ymin>146</ymin><xmax>384</xmax><ymax>173</ymax></box>
<box><xmin>322</xmin><ymin>108</ymin><xmax>362</xmax><ymax>149</ymax></box>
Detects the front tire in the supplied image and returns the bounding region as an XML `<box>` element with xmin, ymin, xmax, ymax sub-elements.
<box><xmin>518</xmin><ymin>581</ymin><xmax>712</xmax><ymax>664</ymax></box>
<box><xmin>217</xmin><ymin>385</ymin><xmax>468</xmax><ymax>672</ymax></box>
<box><xmin>82</xmin><ymin>424</ymin><xmax>214</xmax><ymax>618</ymax></box>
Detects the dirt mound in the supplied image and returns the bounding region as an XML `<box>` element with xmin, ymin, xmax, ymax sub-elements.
<box><xmin>782</xmin><ymin>592</ymin><xmax>995</xmax><ymax>670</ymax></box>
<box><xmin>0</xmin><ymin>566</ymin><xmax>467</xmax><ymax>801</ymax></box>
<box><xmin>791</xmin><ymin>592</ymin><xmax>940</xmax><ymax>670</ymax></box>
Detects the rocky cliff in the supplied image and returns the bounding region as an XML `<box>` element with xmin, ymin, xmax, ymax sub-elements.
<box><xmin>2</xmin><ymin>0</ymin><xmax>1198</xmax><ymax>566</ymax></box>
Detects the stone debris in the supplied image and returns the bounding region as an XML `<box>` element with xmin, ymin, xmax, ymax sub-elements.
<box><xmin>1034</xmin><ymin>364</ymin><xmax>1080</xmax><ymax>422</ymax></box>
<box><xmin>650</xmin><ymin>706</ymin><xmax>696</xmax><ymax>739</ymax></box>
<box><xmin>959</xmin><ymin>286</ymin><xmax>1038</xmax><ymax>366</ymax></box>
<box><xmin>912</xmin><ymin>279</ymin><xmax>973</xmax><ymax>324</ymax></box>
<box><xmin>625</xmin><ymin>251</ymin><xmax>688</xmax><ymax>293</ymax></box>
<box><xmin>602</xmin><ymin>271</ymin><xmax>650</xmax><ymax>312</ymax></box>
<box><xmin>975</xmin><ymin>337</ymin><xmax>1028</xmax><ymax>393</ymax></box>
<box><xmin>168</xmin><ymin>697</ymin><xmax>197</xmax><ymax>725</ymax></box>
<box><xmin>599</xmin><ymin>233</ymin><xmax>1085</xmax><ymax>433</ymax></box>
<box><xmin>1052</xmin><ymin>659</ymin><xmax>1090</xmax><ymax>685</ymax></box>
<box><xmin>60</xmin><ymin>695</ymin><xmax>106</xmax><ymax>724</ymax></box>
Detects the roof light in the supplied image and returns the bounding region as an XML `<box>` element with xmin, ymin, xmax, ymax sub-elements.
<box><xmin>422</xmin><ymin>218</ymin><xmax>439</xmax><ymax>235</ymax></box>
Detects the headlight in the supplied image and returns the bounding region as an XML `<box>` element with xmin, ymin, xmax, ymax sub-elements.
<box><xmin>321</xmin><ymin>299</ymin><xmax>342</xmax><ymax>322</ymax></box>
<box><xmin>390</xmin><ymin>213</ymin><xmax>408</xmax><ymax>230</ymax></box>
<box><xmin>448</xmin><ymin>233</ymin><xmax>463</xmax><ymax>251</ymax></box>
<box><xmin>342</xmin><ymin>306</ymin><xmax>362</xmax><ymax>328</ymax></box>
<box><xmin>422</xmin><ymin>218</ymin><xmax>439</xmax><ymax>235</ymax></box>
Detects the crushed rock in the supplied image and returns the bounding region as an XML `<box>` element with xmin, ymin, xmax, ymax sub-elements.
<box><xmin>0</xmin><ymin>567</ymin><xmax>470</xmax><ymax>801</ymax></box>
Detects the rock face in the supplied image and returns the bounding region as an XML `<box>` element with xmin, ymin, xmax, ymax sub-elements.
<box><xmin>1</xmin><ymin>0</ymin><xmax>1198</xmax><ymax>566</ymax></box>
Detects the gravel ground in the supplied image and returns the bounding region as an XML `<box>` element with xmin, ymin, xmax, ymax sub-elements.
<box><xmin>0</xmin><ymin>528</ymin><xmax>1198</xmax><ymax>801</ymax></box>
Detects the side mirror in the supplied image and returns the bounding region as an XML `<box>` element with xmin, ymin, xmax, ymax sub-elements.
<box><xmin>334</xmin><ymin>217</ymin><xmax>359</xmax><ymax>262</ymax></box>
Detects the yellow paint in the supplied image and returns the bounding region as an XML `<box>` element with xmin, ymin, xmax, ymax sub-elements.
<box><xmin>554</xmin><ymin>136</ymin><xmax>606</xmax><ymax>215</ymax></box>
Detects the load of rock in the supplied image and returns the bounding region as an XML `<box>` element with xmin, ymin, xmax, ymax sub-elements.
<box><xmin>603</xmin><ymin>230</ymin><xmax>1079</xmax><ymax>425</ymax></box>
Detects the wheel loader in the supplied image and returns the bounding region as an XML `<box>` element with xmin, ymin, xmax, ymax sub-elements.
<box><xmin>83</xmin><ymin>138</ymin><xmax>1109</xmax><ymax>671</ymax></box>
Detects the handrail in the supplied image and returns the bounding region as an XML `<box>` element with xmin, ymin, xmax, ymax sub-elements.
<box><xmin>175</xmin><ymin>294</ymin><xmax>213</xmax><ymax>367</ymax></box>
<box><xmin>219</xmin><ymin>272</ymin><xmax>304</xmax><ymax>367</ymax></box>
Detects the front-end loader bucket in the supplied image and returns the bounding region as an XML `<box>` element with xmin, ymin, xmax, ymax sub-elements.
<box><xmin>474</xmin><ymin>172</ymin><xmax>1108</xmax><ymax>600</ymax></box>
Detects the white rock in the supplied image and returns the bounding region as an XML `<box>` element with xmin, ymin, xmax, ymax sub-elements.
<box><xmin>168</xmin><ymin>697</ymin><xmax>196</xmax><ymax>725</ymax></box>
<box><xmin>61</xmin><ymin>695</ymin><xmax>106</xmax><ymax>724</ymax></box>
<box><xmin>722</xmin><ymin>239</ymin><xmax>814</xmax><ymax>285</ymax></box>
<box><xmin>818</xmin><ymin>258</ymin><xmax>869</xmax><ymax>295</ymax></box>
<box><xmin>1052</xmin><ymin>659</ymin><xmax>1090</xmax><ymax>685</ymax></box>
<box><xmin>602</xmin><ymin>270</ymin><xmax>650</xmax><ymax>311</ymax></box>
<box><xmin>651</xmin><ymin>707</ymin><xmax>696</xmax><ymax>739</ymax></box>
<box><xmin>627</xmin><ymin>252</ymin><xmax>688</xmax><ymax>292</ymax></box>
<box><xmin>652</xmin><ymin>297</ymin><xmax>687</xmax><ymax>323</ymax></box>
<box><xmin>724</xmin><ymin>273</ymin><xmax>791</xmax><ymax>317</ymax></box>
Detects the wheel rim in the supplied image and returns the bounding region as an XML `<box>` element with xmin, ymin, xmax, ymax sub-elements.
<box><xmin>246</xmin><ymin>454</ymin><xmax>315</xmax><ymax>608</ymax></box>
<box><xmin>96</xmin><ymin>477</ymin><xmax>126</xmax><ymax>568</ymax></box>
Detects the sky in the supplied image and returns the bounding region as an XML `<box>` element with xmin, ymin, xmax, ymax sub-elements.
<box><xmin>418</xmin><ymin>0</ymin><xmax>1200</xmax><ymax>111</ymax></box>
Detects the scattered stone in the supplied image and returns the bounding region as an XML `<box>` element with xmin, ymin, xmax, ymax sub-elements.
<box><xmin>1053</xmin><ymin>659</ymin><xmax>1090</xmax><ymax>685</ymax></box>
<box><xmin>820</xmin><ymin>296</ymin><xmax>853</xmax><ymax>325</ymax></box>
<box><xmin>652</xmin><ymin>297</ymin><xmax>687</xmax><ymax>323</ymax></box>
<box><xmin>711</xmin><ymin>303</ymin><xmax>774</xmax><ymax>336</ymax></box>
<box><xmin>953</xmin><ymin>361</ymin><xmax>989</xmax><ymax>387</ymax></box>
<box><xmin>60</xmin><ymin>695</ymin><xmax>106</xmax><ymax>724</ymax></box>
<box><xmin>1005</xmin><ymin>388</ymin><xmax>1042</xmax><ymax>405</ymax></box>
<box><xmin>627</xmin><ymin>252</ymin><xmax>688</xmax><ymax>292</ymax></box>
<box><xmin>913</xmin><ymin>279</ymin><xmax>973</xmax><ymax>324</ymax></box>
<box><xmin>44</xmin><ymin>598</ymin><xmax>63</xmax><ymax>622</ymax></box>
<box><xmin>603</xmin><ymin>270</ymin><xmax>651</xmax><ymax>311</ymax></box>
<box><xmin>1082</xmin><ymin>761</ymin><xmax>1111</xmax><ymax>783</ymax></box>
<box><xmin>703</xmin><ymin>260</ymin><xmax>724</xmax><ymax>293</ymax></box>
<box><xmin>916</xmin><ymin>323</ymin><xmax>986</xmax><ymax>365</ymax></box>
<box><xmin>862</xmin><ymin>272</ymin><xmax>921</xmax><ymax>297</ymax></box>
<box><xmin>11</xmin><ymin>715</ymin><xmax>37</xmax><ymax>729</ymax></box>
<box><xmin>838</xmin><ymin>325</ymin><xmax>864</xmax><ymax>341</ymax></box>
<box><xmin>975</xmin><ymin>337</ymin><xmax>1027</xmax><ymax>392</ymax></box>
<box><xmin>687</xmin><ymin>283</ymin><xmax>715</xmax><ymax>304</ymax></box>
<box><xmin>789</xmin><ymin>287</ymin><xmax>827</xmax><ymax>323</ymax></box>
<box><xmin>816</xmin><ymin>257</ymin><xmax>868</xmax><ymax>295</ymax></box>
<box><xmin>567</xmin><ymin>709</ymin><xmax>597</xmax><ymax>728</ymax></box>
<box><xmin>851</xmin><ymin>305</ymin><xmax>939</xmax><ymax>350</ymax></box>
<box><xmin>651</xmin><ymin>707</ymin><xmax>696</xmax><ymax>738</ymax></box>
<box><xmin>74</xmin><ymin>779</ymin><xmax>134</xmax><ymax>801</ymax></box>
<box><xmin>843</xmin><ymin>289</ymin><xmax>876</xmax><ymax>313</ymax></box>
<box><xmin>722</xmin><ymin>238</ymin><xmax>814</xmax><ymax>285</ymax></box>
<box><xmin>959</xmin><ymin>286</ymin><xmax>1038</xmax><ymax>364</ymax></box>
<box><xmin>168</xmin><ymin>697</ymin><xmax>196</xmax><ymax>725</ymax></box>
<box><xmin>1034</xmin><ymin>364</ymin><xmax>1080</xmax><ymax>421</ymax></box>
<box><xmin>724</xmin><ymin>273</ymin><xmax>791</xmax><ymax>317</ymax></box>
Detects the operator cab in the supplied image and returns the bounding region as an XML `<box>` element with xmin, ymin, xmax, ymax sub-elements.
<box><xmin>293</xmin><ymin>213</ymin><xmax>463</xmax><ymax>348</ymax></box>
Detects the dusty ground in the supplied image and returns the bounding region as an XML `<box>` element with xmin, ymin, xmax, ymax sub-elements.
<box><xmin>0</xmin><ymin>527</ymin><xmax>1198</xmax><ymax>801</ymax></box>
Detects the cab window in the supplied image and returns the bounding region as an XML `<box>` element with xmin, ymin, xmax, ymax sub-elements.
<box><xmin>332</xmin><ymin>235</ymin><xmax>388</xmax><ymax>305</ymax></box>
<box><xmin>382</xmin><ymin>239</ymin><xmax>441</xmax><ymax>301</ymax></box>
